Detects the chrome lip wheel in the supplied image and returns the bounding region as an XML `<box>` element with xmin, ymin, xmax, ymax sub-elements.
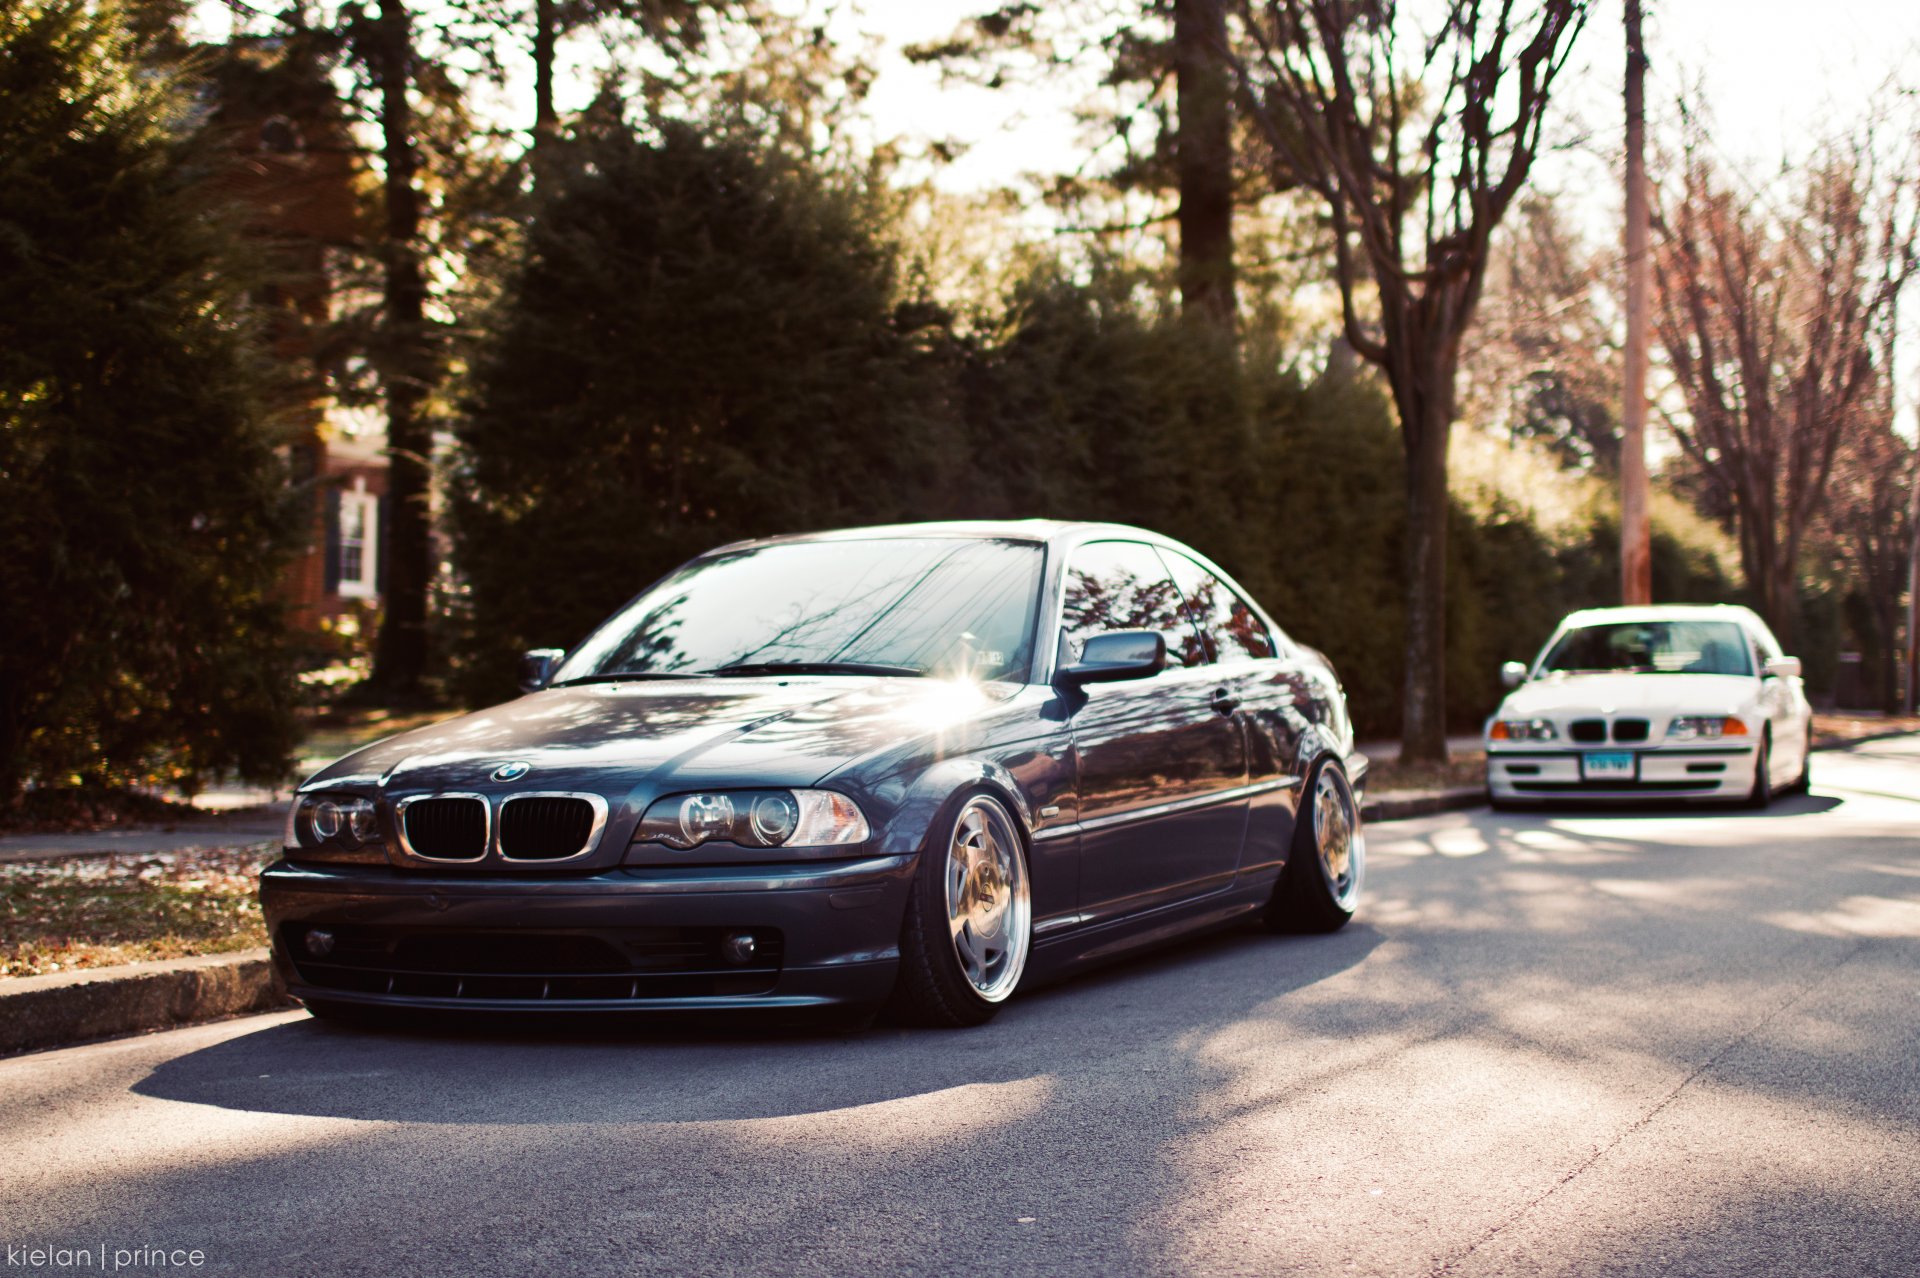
<box><xmin>944</xmin><ymin>796</ymin><xmax>1031</xmax><ymax>1003</ymax></box>
<box><xmin>1313</xmin><ymin>768</ymin><xmax>1364</xmax><ymax>910</ymax></box>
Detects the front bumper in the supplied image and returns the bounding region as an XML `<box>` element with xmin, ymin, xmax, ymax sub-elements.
<box><xmin>1486</xmin><ymin>744</ymin><xmax>1757</xmax><ymax>802</ymax></box>
<box><xmin>260</xmin><ymin>853</ymin><xmax>916</xmax><ymax>1015</ymax></box>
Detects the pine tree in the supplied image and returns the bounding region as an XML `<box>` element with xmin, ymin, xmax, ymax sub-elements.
<box><xmin>448</xmin><ymin>120</ymin><xmax>949</xmax><ymax>699</ymax></box>
<box><xmin>0</xmin><ymin>0</ymin><xmax>302</xmax><ymax>801</ymax></box>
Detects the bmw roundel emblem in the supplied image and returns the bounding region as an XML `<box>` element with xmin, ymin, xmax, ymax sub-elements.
<box><xmin>492</xmin><ymin>761</ymin><xmax>532</xmax><ymax>782</ymax></box>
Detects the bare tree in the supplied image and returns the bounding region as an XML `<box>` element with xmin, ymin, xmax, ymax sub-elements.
<box><xmin>1652</xmin><ymin>117</ymin><xmax>1920</xmax><ymax>647</ymax></box>
<box><xmin>1460</xmin><ymin>194</ymin><xmax>1620</xmax><ymax>471</ymax></box>
<box><xmin>1223</xmin><ymin>0</ymin><xmax>1590</xmax><ymax>762</ymax></box>
<box><xmin>1823</xmin><ymin>416</ymin><xmax>1914</xmax><ymax>711</ymax></box>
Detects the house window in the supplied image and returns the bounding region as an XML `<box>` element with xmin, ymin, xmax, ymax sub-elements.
<box><xmin>336</xmin><ymin>482</ymin><xmax>379</xmax><ymax>599</ymax></box>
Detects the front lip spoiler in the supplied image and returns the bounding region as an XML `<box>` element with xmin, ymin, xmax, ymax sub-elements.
<box><xmin>280</xmin><ymin>981</ymin><xmax>874</xmax><ymax>1015</ymax></box>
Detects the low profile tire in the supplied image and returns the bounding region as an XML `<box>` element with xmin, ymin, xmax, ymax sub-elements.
<box><xmin>887</xmin><ymin>791</ymin><xmax>1033</xmax><ymax>1027</ymax></box>
<box><xmin>1744</xmin><ymin>729</ymin><xmax>1773</xmax><ymax>810</ymax></box>
<box><xmin>1267</xmin><ymin>759</ymin><xmax>1364</xmax><ymax>933</ymax></box>
<box><xmin>1786</xmin><ymin>726</ymin><xmax>1813</xmax><ymax>796</ymax></box>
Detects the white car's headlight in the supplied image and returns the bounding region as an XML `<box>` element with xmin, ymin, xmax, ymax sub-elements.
<box><xmin>634</xmin><ymin>789</ymin><xmax>870</xmax><ymax>850</ymax></box>
<box><xmin>1490</xmin><ymin>718</ymin><xmax>1557</xmax><ymax>742</ymax></box>
<box><xmin>1668</xmin><ymin>715</ymin><xmax>1749</xmax><ymax>741</ymax></box>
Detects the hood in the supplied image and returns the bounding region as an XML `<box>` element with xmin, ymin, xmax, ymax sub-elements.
<box><xmin>306</xmin><ymin>676</ymin><xmax>1021</xmax><ymax>795</ymax></box>
<box><xmin>1497</xmin><ymin>671</ymin><xmax>1758</xmax><ymax>720</ymax></box>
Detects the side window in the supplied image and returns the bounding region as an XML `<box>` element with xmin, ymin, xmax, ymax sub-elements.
<box><xmin>1159</xmin><ymin>550</ymin><xmax>1275</xmax><ymax>662</ymax></box>
<box><xmin>1060</xmin><ymin>541</ymin><xmax>1208</xmax><ymax>669</ymax></box>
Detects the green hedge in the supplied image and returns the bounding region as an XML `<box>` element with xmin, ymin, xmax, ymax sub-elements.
<box><xmin>450</xmin><ymin>123</ymin><xmax>1739</xmax><ymax>738</ymax></box>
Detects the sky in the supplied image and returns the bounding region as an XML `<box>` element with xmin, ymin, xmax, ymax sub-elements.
<box><xmin>822</xmin><ymin>0</ymin><xmax>1920</xmax><ymax>199</ymax></box>
<box><xmin>190</xmin><ymin>0</ymin><xmax>1920</xmax><ymax>429</ymax></box>
<box><xmin>189</xmin><ymin>0</ymin><xmax>1920</xmax><ymax>205</ymax></box>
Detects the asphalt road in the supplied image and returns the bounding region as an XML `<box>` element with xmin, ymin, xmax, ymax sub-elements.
<box><xmin>3</xmin><ymin>737</ymin><xmax>1917</xmax><ymax>1277</ymax></box>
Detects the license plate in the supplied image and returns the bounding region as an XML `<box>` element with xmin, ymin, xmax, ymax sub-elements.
<box><xmin>1582</xmin><ymin>751</ymin><xmax>1636</xmax><ymax>781</ymax></box>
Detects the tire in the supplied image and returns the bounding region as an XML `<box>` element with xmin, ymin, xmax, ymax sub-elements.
<box><xmin>886</xmin><ymin>791</ymin><xmax>1033</xmax><ymax>1027</ymax></box>
<box><xmin>1786</xmin><ymin>725</ymin><xmax>1813</xmax><ymax>796</ymax></box>
<box><xmin>1267</xmin><ymin>758</ymin><xmax>1364</xmax><ymax>933</ymax></box>
<box><xmin>1743</xmin><ymin>728</ymin><xmax>1773</xmax><ymax>810</ymax></box>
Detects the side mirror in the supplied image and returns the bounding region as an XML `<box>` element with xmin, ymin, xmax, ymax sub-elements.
<box><xmin>1764</xmin><ymin>656</ymin><xmax>1802</xmax><ymax>680</ymax></box>
<box><xmin>1057</xmin><ymin>630</ymin><xmax>1167</xmax><ymax>686</ymax></box>
<box><xmin>1500</xmin><ymin>661</ymin><xmax>1528</xmax><ymax>690</ymax></box>
<box><xmin>519</xmin><ymin>648</ymin><xmax>565</xmax><ymax>693</ymax></box>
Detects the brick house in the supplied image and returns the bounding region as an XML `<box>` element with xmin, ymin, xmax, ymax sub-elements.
<box><xmin>207</xmin><ymin>35</ymin><xmax>388</xmax><ymax>648</ymax></box>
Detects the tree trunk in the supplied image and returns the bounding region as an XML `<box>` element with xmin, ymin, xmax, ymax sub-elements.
<box><xmin>1394</xmin><ymin>364</ymin><xmax>1454</xmax><ymax>764</ymax></box>
<box><xmin>532</xmin><ymin>0</ymin><xmax>556</xmax><ymax>173</ymax></box>
<box><xmin>1174</xmin><ymin>0</ymin><xmax>1235</xmax><ymax>336</ymax></box>
<box><xmin>0</xmin><ymin>688</ymin><xmax>21</xmax><ymax>808</ymax></box>
<box><xmin>369</xmin><ymin>0</ymin><xmax>432</xmax><ymax>699</ymax></box>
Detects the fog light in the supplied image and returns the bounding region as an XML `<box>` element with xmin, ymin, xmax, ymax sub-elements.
<box><xmin>721</xmin><ymin>931</ymin><xmax>757</xmax><ymax>965</ymax></box>
<box><xmin>304</xmin><ymin>928</ymin><xmax>335</xmax><ymax>957</ymax></box>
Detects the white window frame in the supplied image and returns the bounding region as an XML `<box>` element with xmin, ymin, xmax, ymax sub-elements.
<box><xmin>336</xmin><ymin>479</ymin><xmax>379</xmax><ymax>599</ymax></box>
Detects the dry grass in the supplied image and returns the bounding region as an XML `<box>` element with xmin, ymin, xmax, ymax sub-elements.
<box><xmin>0</xmin><ymin>846</ymin><xmax>272</xmax><ymax>978</ymax></box>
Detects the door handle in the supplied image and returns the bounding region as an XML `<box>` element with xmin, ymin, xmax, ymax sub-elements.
<box><xmin>1210</xmin><ymin>688</ymin><xmax>1239</xmax><ymax>716</ymax></box>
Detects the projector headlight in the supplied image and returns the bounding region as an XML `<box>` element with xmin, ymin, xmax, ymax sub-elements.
<box><xmin>634</xmin><ymin>789</ymin><xmax>869</xmax><ymax>850</ymax></box>
<box><xmin>287</xmin><ymin>794</ymin><xmax>381</xmax><ymax>851</ymax></box>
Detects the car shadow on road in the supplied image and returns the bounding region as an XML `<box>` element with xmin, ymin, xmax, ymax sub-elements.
<box><xmin>132</xmin><ymin>921</ymin><xmax>1387</xmax><ymax>1126</ymax></box>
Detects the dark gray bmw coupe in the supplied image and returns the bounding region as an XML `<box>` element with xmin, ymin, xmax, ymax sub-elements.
<box><xmin>263</xmin><ymin>521</ymin><xmax>1367</xmax><ymax>1027</ymax></box>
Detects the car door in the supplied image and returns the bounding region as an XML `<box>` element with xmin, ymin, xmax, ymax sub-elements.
<box><xmin>1747</xmin><ymin>621</ymin><xmax>1806</xmax><ymax>781</ymax></box>
<box><xmin>1062</xmin><ymin>540</ymin><xmax>1249</xmax><ymax>919</ymax></box>
<box><xmin>1156</xmin><ymin>548</ymin><xmax>1305</xmax><ymax>874</ymax></box>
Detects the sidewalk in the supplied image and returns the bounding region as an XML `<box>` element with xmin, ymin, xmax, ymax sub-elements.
<box><xmin>0</xmin><ymin>807</ymin><xmax>283</xmax><ymax>864</ymax></box>
<box><xmin>1357</xmin><ymin>734</ymin><xmax>1485</xmax><ymax>761</ymax></box>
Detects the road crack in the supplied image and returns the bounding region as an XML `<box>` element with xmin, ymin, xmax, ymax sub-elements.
<box><xmin>1425</xmin><ymin>936</ymin><xmax>1875</xmax><ymax>1278</ymax></box>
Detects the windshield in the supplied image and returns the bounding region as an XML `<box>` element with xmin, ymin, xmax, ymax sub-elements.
<box><xmin>1538</xmin><ymin>620</ymin><xmax>1753</xmax><ymax>677</ymax></box>
<box><xmin>554</xmin><ymin>537</ymin><xmax>1045</xmax><ymax>683</ymax></box>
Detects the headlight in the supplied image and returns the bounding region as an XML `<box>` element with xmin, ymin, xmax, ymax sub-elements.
<box><xmin>1489</xmin><ymin>719</ymin><xmax>1556</xmax><ymax>742</ymax></box>
<box><xmin>1668</xmin><ymin>715</ymin><xmax>1748</xmax><ymax>741</ymax></box>
<box><xmin>288</xmin><ymin>793</ymin><xmax>381</xmax><ymax>850</ymax></box>
<box><xmin>635</xmin><ymin>789</ymin><xmax>869</xmax><ymax>850</ymax></box>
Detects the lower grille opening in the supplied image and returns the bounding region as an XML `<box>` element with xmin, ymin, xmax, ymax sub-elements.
<box><xmin>1513</xmin><ymin>779</ymin><xmax>1718</xmax><ymax>792</ymax></box>
<box><xmin>284</xmin><ymin>924</ymin><xmax>786</xmax><ymax>1001</ymax></box>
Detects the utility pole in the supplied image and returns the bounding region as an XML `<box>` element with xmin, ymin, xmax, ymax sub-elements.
<box><xmin>1908</xmin><ymin>453</ymin><xmax>1919</xmax><ymax>713</ymax></box>
<box><xmin>1620</xmin><ymin>0</ymin><xmax>1652</xmax><ymax>606</ymax></box>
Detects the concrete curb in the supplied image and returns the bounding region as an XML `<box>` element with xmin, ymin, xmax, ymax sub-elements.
<box><xmin>1363</xmin><ymin>786</ymin><xmax>1487</xmax><ymax>822</ymax></box>
<box><xmin>0</xmin><ymin>948</ymin><xmax>293</xmax><ymax>1058</ymax></box>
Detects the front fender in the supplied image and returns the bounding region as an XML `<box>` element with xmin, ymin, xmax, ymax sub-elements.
<box><xmin>871</xmin><ymin>757</ymin><xmax>1037</xmax><ymax>859</ymax></box>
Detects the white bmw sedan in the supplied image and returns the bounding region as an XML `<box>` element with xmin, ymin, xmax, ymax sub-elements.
<box><xmin>1485</xmin><ymin>604</ymin><xmax>1814</xmax><ymax>808</ymax></box>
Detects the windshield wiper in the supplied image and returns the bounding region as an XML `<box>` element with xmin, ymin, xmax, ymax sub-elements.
<box><xmin>704</xmin><ymin>661</ymin><xmax>924</xmax><ymax>678</ymax></box>
<box><xmin>553</xmin><ymin>672</ymin><xmax>703</xmax><ymax>687</ymax></box>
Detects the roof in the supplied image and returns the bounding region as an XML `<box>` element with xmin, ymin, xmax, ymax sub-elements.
<box><xmin>707</xmin><ymin>519</ymin><xmax>1177</xmax><ymax>555</ymax></box>
<box><xmin>1556</xmin><ymin>603</ymin><xmax>1762</xmax><ymax>628</ymax></box>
